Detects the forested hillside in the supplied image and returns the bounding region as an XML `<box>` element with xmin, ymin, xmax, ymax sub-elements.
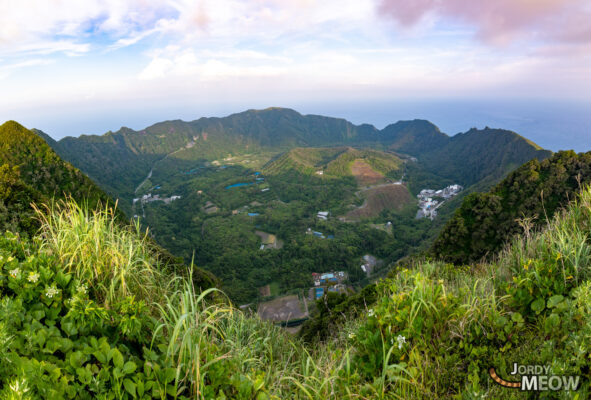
<box><xmin>432</xmin><ymin>150</ymin><xmax>591</xmax><ymax>263</ymax></box>
<box><xmin>262</xmin><ymin>147</ymin><xmax>403</xmax><ymax>180</ymax></box>
<box><xmin>34</xmin><ymin>109</ymin><xmax>553</xmax><ymax>303</ymax></box>
<box><xmin>0</xmin><ymin>121</ymin><xmax>114</xmax><ymax>235</ymax></box>
<box><xmin>44</xmin><ymin>108</ymin><xmax>550</xmax><ymax>203</ymax></box>
<box><xmin>2</xmin><ymin>171</ymin><xmax>591</xmax><ymax>398</ymax></box>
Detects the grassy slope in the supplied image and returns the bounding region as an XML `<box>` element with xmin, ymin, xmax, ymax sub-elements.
<box><xmin>432</xmin><ymin>150</ymin><xmax>591</xmax><ymax>264</ymax></box>
<box><xmin>3</xmin><ymin>182</ymin><xmax>591</xmax><ymax>398</ymax></box>
<box><xmin>263</xmin><ymin>147</ymin><xmax>403</xmax><ymax>180</ymax></box>
<box><xmin>0</xmin><ymin>121</ymin><xmax>116</xmax><ymax>235</ymax></box>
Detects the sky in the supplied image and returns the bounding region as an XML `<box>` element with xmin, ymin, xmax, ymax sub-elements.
<box><xmin>0</xmin><ymin>0</ymin><xmax>590</xmax><ymax>149</ymax></box>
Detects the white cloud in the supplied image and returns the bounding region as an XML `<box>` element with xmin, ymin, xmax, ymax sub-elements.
<box><xmin>138</xmin><ymin>57</ymin><xmax>175</xmax><ymax>80</ymax></box>
<box><xmin>1</xmin><ymin>0</ymin><xmax>590</xmax><ymax>118</ymax></box>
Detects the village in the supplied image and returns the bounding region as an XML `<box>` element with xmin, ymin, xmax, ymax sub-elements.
<box><xmin>416</xmin><ymin>184</ymin><xmax>463</xmax><ymax>219</ymax></box>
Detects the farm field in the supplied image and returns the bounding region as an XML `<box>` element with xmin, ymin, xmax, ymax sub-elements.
<box><xmin>350</xmin><ymin>159</ymin><xmax>388</xmax><ymax>186</ymax></box>
<box><xmin>346</xmin><ymin>184</ymin><xmax>413</xmax><ymax>219</ymax></box>
<box><xmin>257</xmin><ymin>294</ymin><xmax>308</xmax><ymax>322</ymax></box>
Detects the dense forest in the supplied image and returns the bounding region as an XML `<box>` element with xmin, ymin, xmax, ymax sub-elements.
<box><xmin>432</xmin><ymin>150</ymin><xmax>591</xmax><ymax>264</ymax></box>
<box><xmin>0</xmin><ymin>121</ymin><xmax>113</xmax><ymax>235</ymax></box>
<box><xmin>35</xmin><ymin>110</ymin><xmax>553</xmax><ymax>303</ymax></box>
<box><xmin>2</xmin><ymin>155</ymin><xmax>591</xmax><ymax>398</ymax></box>
<box><xmin>142</xmin><ymin>162</ymin><xmax>432</xmax><ymax>303</ymax></box>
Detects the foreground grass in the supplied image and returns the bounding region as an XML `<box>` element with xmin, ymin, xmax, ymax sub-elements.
<box><xmin>2</xmin><ymin>187</ymin><xmax>591</xmax><ymax>398</ymax></box>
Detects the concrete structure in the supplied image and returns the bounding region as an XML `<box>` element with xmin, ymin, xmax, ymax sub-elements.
<box><xmin>317</xmin><ymin>211</ymin><xmax>329</xmax><ymax>220</ymax></box>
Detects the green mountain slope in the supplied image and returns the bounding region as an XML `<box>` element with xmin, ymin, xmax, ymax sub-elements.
<box><xmin>380</xmin><ymin>119</ymin><xmax>448</xmax><ymax>155</ymax></box>
<box><xmin>0</xmin><ymin>121</ymin><xmax>114</xmax><ymax>235</ymax></box>
<box><xmin>4</xmin><ymin>178</ymin><xmax>591</xmax><ymax>397</ymax></box>
<box><xmin>419</xmin><ymin>127</ymin><xmax>552</xmax><ymax>187</ymax></box>
<box><xmin>45</xmin><ymin>108</ymin><xmax>550</xmax><ymax>204</ymax></box>
<box><xmin>431</xmin><ymin>150</ymin><xmax>591</xmax><ymax>263</ymax></box>
<box><xmin>34</xmin><ymin>109</ymin><xmax>552</xmax><ymax>303</ymax></box>
<box><xmin>263</xmin><ymin>146</ymin><xmax>403</xmax><ymax>180</ymax></box>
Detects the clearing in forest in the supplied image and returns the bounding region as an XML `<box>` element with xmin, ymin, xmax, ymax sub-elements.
<box><xmin>346</xmin><ymin>184</ymin><xmax>412</xmax><ymax>220</ymax></box>
<box><xmin>257</xmin><ymin>295</ymin><xmax>307</xmax><ymax>322</ymax></box>
<box><xmin>350</xmin><ymin>159</ymin><xmax>387</xmax><ymax>186</ymax></box>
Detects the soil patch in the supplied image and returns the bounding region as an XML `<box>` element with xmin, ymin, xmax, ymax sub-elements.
<box><xmin>350</xmin><ymin>159</ymin><xmax>386</xmax><ymax>186</ymax></box>
<box><xmin>258</xmin><ymin>295</ymin><xmax>307</xmax><ymax>322</ymax></box>
<box><xmin>346</xmin><ymin>184</ymin><xmax>412</xmax><ymax>219</ymax></box>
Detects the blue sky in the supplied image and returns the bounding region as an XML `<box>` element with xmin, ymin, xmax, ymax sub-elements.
<box><xmin>1</xmin><ymin>0</ymin><xmax>590</xmax><ymax>149</ymax></box>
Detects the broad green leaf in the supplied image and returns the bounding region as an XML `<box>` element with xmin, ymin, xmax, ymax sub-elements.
<box><xmin>123</xmin><ymin>378</ymin><xmax>136</xmax><ymax>397</ymax></box>
<box><xmin>111</xmin><ymin>348</ymin><xmax>124</xmax><ymax>369</ymax></box>
<box><xmin>547</xmin><ymin>295</ymin><xmax>564</xmax><ymax>308</ymax></box>
<box><xmin>122</xmin><ymin>361</ymin><xmax>137</xmax><ymax>374</ymax></box>
<box><xmin>531</xmin><ymin>298</ymin><xmax>545</xmax><ymax>314</ymax></box>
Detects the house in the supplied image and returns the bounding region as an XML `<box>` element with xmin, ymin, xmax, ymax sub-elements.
<box><xmin>203</xmin><ymin>201</ymin><xmax>218</xmax><ymax>214</ymax></box>
<box><xmin>363</xmin><ymin>255</ymin><xmax>378</xmax><ymax>267</ymax></box>
<box><xmin>315</xmin><ymin>287</ymin><xmax>324</xmax><ymax>299</ymax></box>
<box><xmin>315</xmin><ymin>170</ymin><xmax>324</xmax><ymax>175</ymax></box>
<box><xmin>317</xmin><ymin>211</ymin><xmax>329</xmax><ymax>220</ymax></box>
<box><xmin>261</xmin><ymin>188</ymin><xmax>270</xmax><ymax>192</ymax></box>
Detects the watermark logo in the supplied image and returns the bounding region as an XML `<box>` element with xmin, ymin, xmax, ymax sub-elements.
<box><xmin>489</xmin><ymin>363</ymin><xmax>580</xmax><ymax>392</ymax></box>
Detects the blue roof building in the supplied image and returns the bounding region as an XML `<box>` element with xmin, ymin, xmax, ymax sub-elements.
<box><xmin>315</xmin><ymin>287</ymin><xmax>324</xmax><ymax>299</ymax></box>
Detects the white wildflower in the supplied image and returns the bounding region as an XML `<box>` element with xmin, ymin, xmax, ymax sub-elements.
<box><xmin>368</xmin><ymin>308</ymin><xmax>375</xmax><ymax>317</ymax></box>
<box><xmin>348</xmin><ymin>332</ymin><xmax>356</xmax><ymax>339</ymax></box>
<box><xmin>27</xmin><ymin>272</ymin><xmax>40</xmax><ymax>283</ymax></box>
<box><xmin>77</xmin><ymin>284</ymin><xmax>88</xmax><ymax>294</ymax></box>
<box><xmin>9</xmin><ymin>268</ymin><xmax>20</xmax><ymax>278</ymax></box>
<box><xmin>397</xmin><ymin>335</ymin><xmax>406</xmax><ymax>350</ymax></box>
<box><xmin>45</xmin><ymin>285</ymin><xmax>59</xmax><ymax>298</ymax></box>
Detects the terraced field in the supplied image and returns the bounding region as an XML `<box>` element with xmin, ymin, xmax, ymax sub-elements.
<box><xmin>346</xmin><ymin>184</ymin><xmax>413</xmax><ymax>219</ymax></box>
<box><xmin>350</xmin><ymin>159</ymin><xmax>387</xmax><ymax>186</ymax></box>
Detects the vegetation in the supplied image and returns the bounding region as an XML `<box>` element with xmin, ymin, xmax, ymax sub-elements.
<box><xmin>263</xmin><ymin>147</ymin><xmax>403</xmax><ymax>181</ymax></box>
<box><xmin>0</xmin><ymin>121</ymin><xmax>114</xmax><ymax>236</ymax></box>
<box><xmin>35</xmin><ymin>110</ymin><xmax>552</xmax><ymax>304</ymax></box>
<box><xmin>4</xmin><ymin>177</ymin><xmax>591</xmax><ymax>398</ymax></box>
<box><xmin>432</xmin><ymin>150</ymin><xmax>591</xmax><ymax>263</ymax></box>
<box><xmin>45</xmin><ymin>108</ymin><xmax>550</xmax><ymax>207</ymax></box>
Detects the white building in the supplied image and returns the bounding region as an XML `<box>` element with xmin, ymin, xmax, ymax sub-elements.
<box><xmin>317</xmin><ymin>211</ymin><xmax>329</xmax><ymax>220</ymax></box>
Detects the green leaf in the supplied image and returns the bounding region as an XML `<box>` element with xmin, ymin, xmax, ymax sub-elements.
<box><xmin>164</xmin><ymin>368</ymin><xmax>176</xmax><ymax>384</ymax></box>
<box><xmin>111</xmin><ymin>348</ymin><xmax>124</xmax><ymax>369</ymax></box>
<box><xmin>93</xmin><ymin>351</ymin><xmax>107</xmax><ymax>364</ymax></box>
<box><xmin>122</xmin><ymin>361</ymin><xmax>137</xmax><ymax>375</ymax></box>
<box><xmin>123</xmin><ymin>378</ymin><xmax>136</xmax><ymax>397</ymax></box>
<box><xmin>511</xmin><ymin>312</ymin><xmax>524</xmax><ymax>324</ymax></box>
<box><xmin>69</xmin><ymin>351</ymin><xmax>86</xmax><ymax>369</ymax></box>
<box><xmin>531</xmin><ymin>298</ymin><xmax>545</xmax><ymax>314</ymax></box>
<box><xmin>61</xmin><ymin>320</ymin><xmax>78</xmax><ymax>336</ymax></box>
<box><xmin>137</xmin><ymin>380</ymin><xmax>145</xmax><ymax>397</ymax></box>
<box><xmin>547</xmin><ymin>295</ymin><xmax>564</xmax><ymax>308</ymax></box>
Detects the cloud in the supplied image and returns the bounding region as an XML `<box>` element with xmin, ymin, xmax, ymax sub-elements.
<box><xmin>138</xmin><ymin>48</ymin><xmax>289</xmax><ymax>81</ymax></box>
<box><xmin>376</xmin><ymin>0</ymin><xmax>591</xmax><ymax>46</ymax></box>
<box><xmin>0</xmin><ymin>0</ymin><xmax>179</xmax><ymax>57</ymax></box>
<box><xmin>0</xmin><ymin>58</ymin><xmax>54</xmax><ymax>79</ymax></box>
